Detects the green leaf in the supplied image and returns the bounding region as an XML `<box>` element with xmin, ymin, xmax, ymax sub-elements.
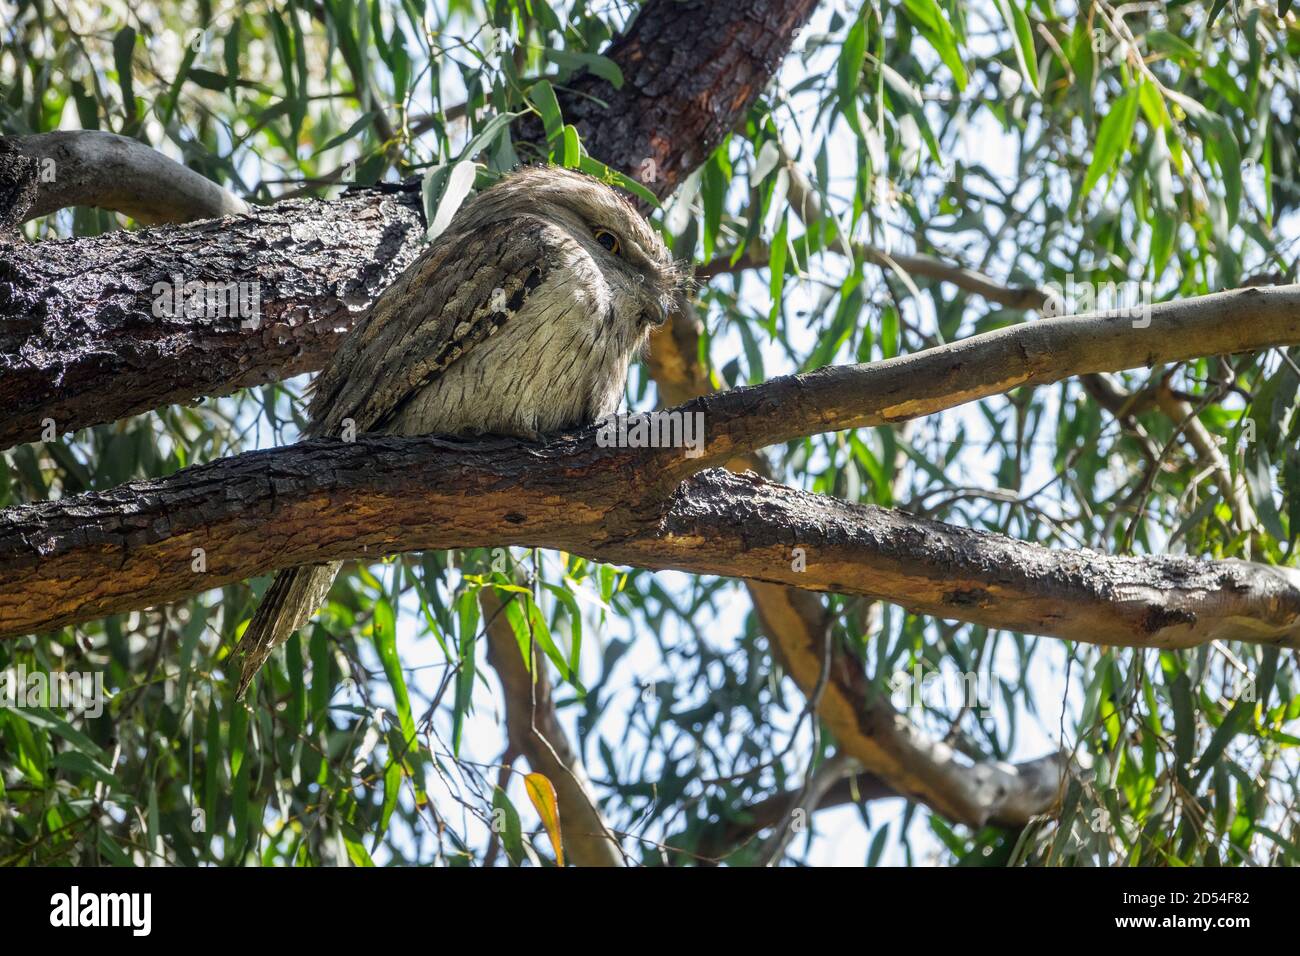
<box><xmin>866</xmin><ymin>824</ymin><xmax>890</xmax><ymax>865</ymax></box>
<box><xmin>544</xmin><ymin>49</ymin><xmax>623</xmax><ymax>88</ymax></box>
<box><xmin>561</xmin><ymin>124</ymin><xmax>581</xmax><ymax>169</ymax></box>
<box><xmin>1161</xmin><ymin>653</ymin><xmax>1196</xmax><ymax>773</ymax></box>
<box><xmin>112</xmin><ymin>27</ymin><xmax>138</xmax><ymax>124</ymax></box>
<box><xmin>224</xmin><ymin>18</ymin><xmax>241</xmax><ymax>99</ymax></box>
<box><xmin>343</xmin><ymin>829</ymin><xmax>376</xmax><ymax>866</ymax></box>
<box><xmin>308</xmin><ymin>624</ymin><xmax>332</xmax><ymax>730</ymax></box>
<box><xmin>836</xmin><ymin>11</ymin><xmax>869</xmax><ymax>137</ymax></box>
<box><xmin>1080</xmin><ymin>86</ymin><xmax>1139</xmax><ymax>201</ymax></box>
<box><xmin>457</xmin><ymin>110</ymin><xmax>522</xmax><ymax>163</ymax></box>
<box><xmin>902</xmin><ymin>0</ymin><xmax>967</xmax><ymax>90</ymax></box>
<box><xmin>492</xmin><ymin>786</ymin><xmax>526</xmax><ymax>865</ymax></box>
<box><xmin>701</xmin><ymin>148</ymin><xmax>728</xmax><ymax>260</ymax></box>
<box><xmin>5</xmin><ymin>704</ymin><xmax>103</xmax><ymax>757</ymax></box>
<box><xmin>375</xmin><ymin>758</ymin><xmax>402</xmax><ymax>849</ymax></box>
<box><xmin>576</xmin><ymin>155</ymin><xmax>660</xmax><ymax>208</ymax></box>
<box><xmin>994</xmin><ymin>0</ymin><xmax>1039</xmax><ymax>95</ymax></box>
<box><xmin>542</xmin><ymin>581</ymin><xmax>584</xmax><ymax>687</ymax></box>
<box><xmin>768</xmin><ymin>214</ymin><xmax>790</xmax><ymax>333</ymax></box>
<box><xmin>880</xmin><ymin>64</ymin><xmax>941</xmax><ymax>162</ymax></box>
<box><xmin>452</xmin><ymin>586</ymin><xmax>481</xmax><ymax>754</ymax></box>
<box><xmin>313</xmin><ymin>111</ymin><xmax>376</xmax><ymax>157</ymax></box>
<box><xmin>372</xmin><ymin>597</ymin><xmax>417</xmax><ymax>757</ymax></box>
<box><xmin>528</xmin><ymin>79</ymin><xmax>565</xmax><ymax>149</ymax></box>
<box><xmin>51</xmin><ymin>751</ymin><xmax>120</xmax><ymax>792</ymax></box>
<box><xmin>1196</xmin><ymin>698</ymin><xmax>1255</xmax><ymax>784</ymax></box>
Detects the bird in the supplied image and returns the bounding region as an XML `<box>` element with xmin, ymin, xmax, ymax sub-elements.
<box><xmin>233</xmin><ymin>165</ymin><xmax>681</xmax><ymax>699</ymax></box>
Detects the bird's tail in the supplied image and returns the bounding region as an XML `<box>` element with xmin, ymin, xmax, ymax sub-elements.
<box><xmin>233</xmin><ymin>562</ymin><xmax>341</xmax><ymax>699</ymax></box>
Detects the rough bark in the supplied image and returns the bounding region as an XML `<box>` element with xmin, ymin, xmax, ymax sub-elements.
<box><xmin>0</xmin><ymin>138</ymin><xmax>40</xmax><ymax>231</ymax></box>
<box><xmin>3</xmin><ymin>430</ymin><xmax>1298</xmax><ymax>650</ymax></box>
<box><xmin>0</xmin><ymin>185</ymin><xmax>424</xmax><ymax>449</ymax></box>
<box><xmin>514</xmin><ymin>0</ymin><xmax>820</xmax><ymax>204</ymax></box>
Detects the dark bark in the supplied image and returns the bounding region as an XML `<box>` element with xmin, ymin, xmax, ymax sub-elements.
<box><xmin>0</xmin><ymin>138</ymin><xmax>40</xmax><ymax>231</ymax></box>
<box><xmin>2</xmin><ymin>426</ymin><xmax>1297</xmax><ymax>650</ymax></box>
<box><xmin>515</xmin><ymin>0</ymin><xmax>820</xmax><ymax>203</ymax></box>
<box><xmin>0</xmin><ymin>185</ymin><xmax>423</xmax><ymax>449</ymax></box>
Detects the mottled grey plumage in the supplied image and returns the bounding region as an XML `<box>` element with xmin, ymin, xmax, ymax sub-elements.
<box><xmin>234</xmin><ymin>166</ymin><xmax>679</xmax><ymax>698</ymax></box>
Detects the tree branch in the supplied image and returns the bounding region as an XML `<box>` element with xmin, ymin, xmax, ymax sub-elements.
<box><xmin>2</xmin><ymin>131</ymin><xmax>250</xmax><ymax>225</ymax></box>
<box><xmin>479</xmin><ymin>587</ymin><xmax>623</xmax><ymax>866</ymax></box>
<box><xmin>4</xmin><ymin>425</ymin><xmax>1297</xmax><ymax>644</ymax></box>
<box><xmin>514</xmin><ymin>0</ymin><xmax>821</xmax><ymax>205</ymax></box>
<box><xmin>0</xmin><ymin>184</ymin><xmax>424</xmax><ymax>449</ymax></box>
<box><xmin>670</xmin><ymin>285</ymin><xmax>1300</xmax><ymax>474</ymax></box>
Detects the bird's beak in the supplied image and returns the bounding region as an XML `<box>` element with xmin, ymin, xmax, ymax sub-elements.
<box><xmin>645</xmin><ymin>298</ymin><xmax>670</xmax><ymax>327</ymax></box>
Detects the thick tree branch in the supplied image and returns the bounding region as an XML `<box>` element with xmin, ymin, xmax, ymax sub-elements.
<box><xmin>604</xmin><ymin>471</ymin><xmax>1300</xmax><ymax>648</ymax></box>
<box><xmin>514</xmin><ymin>0</ymin><xmax>820</xmax><ymax>205</ymax></box>
<box><xmin>3</xmin><ymin>429</ymin><xmax>1297</xmax><ymax>647</ymax></box>
<box><xmin>0</xmin><ymin>184</ymin><xmax>424</xmax><ymax>449</ymax></box>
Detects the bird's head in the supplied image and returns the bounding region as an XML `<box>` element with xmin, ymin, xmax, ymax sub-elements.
<box><xmin>456</xmin><ymin>165</ymin><xmax>684</xmax><ymax>333</ymax></box>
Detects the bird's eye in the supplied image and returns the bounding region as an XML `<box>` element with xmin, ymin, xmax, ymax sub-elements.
<box><xmin>594</xmin><ymin>229</ymin><xmax>621</xmax><ymax>255</ymax></box>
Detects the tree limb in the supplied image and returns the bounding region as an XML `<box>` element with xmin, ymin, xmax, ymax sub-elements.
<box><xmin>670</xmin><ymin>285</ymin><xmax>1300</xmax><ymax>475</ymax></box>
<box><xmin>642</xmin><ymin>284</ymin><xmax>1066</xmax><ymax>833</ymax></box>
<box><xmin>514</xmin><ymin>0</ymin><xmax>821</xmax><ymax>205</ymax></box>
<box><xmin>0</xmin><ymin>184</ymin><xmax>424</xmax><ymax>449</ymax></box>
<box><xmin>2</xmin><ymin>131</ymin><xmax>250</xmax><ymax>225</ymax></box>
<box><xmin>4</xmin><ymin>426</ymin><xmax>1297</xmax><ymax>645</ymax></box>
<box><xmin>479</xmin><ymin>587</ymin><xmax>624</xmax><ymax>866</ymax></box>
